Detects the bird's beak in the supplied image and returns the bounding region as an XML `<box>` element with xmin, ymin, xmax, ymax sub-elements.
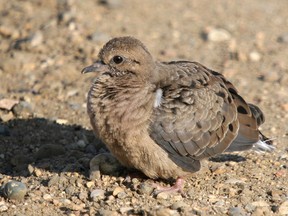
<box><xmin>81</xmin><ymin>60</ymin><xmax>109</xmax><ymax>74</ymax></box>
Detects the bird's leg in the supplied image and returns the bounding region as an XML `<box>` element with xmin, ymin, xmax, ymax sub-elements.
<box><xmin>153</xmin><ymin>177</ymin><xmax>185</xmax><ymax>196</ymax></box>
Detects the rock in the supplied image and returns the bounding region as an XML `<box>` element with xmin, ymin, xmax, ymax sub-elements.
<box><xmin>0</xmin><ymin>112</ymin><xmax>14</xmax><ymax>122</ymax></box>
<box><xmin>0</xmin><ymin>98</ymin><xmax>19</xmax><ymax>110</ymax></box>
<box><xmin>55</xmin><ymin>119</ymin><xmax>68</xmax><ymax>125</ymax></box>
<box><xmin>43</xmin><ymin>194</ymin><xmax>53</xmax><ymax>200</ymax></box>
<box><xmin>97</xmin><ymin>209</ymin><xmax>118</xmax><ymax>216</ymax></box>
<box><xmin>251</xmin><ymin>200</ymin><xmax>270</xmax><ymax>207</ymax></box>
<box><xmin>205</xmin><ymin>27</ymin><xmax>231</xmax><ymax>42</ymax></box>
<box><xmin>12</xmin><ymin>101</ymin><xmax>34</xmax><ymax>118</ymax></box>
<box><xmin>78</xmin><ymin>191</ymin><xmax>88</xmax><ymax>201</ymax></box>
<box><xmin>251</xmin><ymin>207</ymin><xmax>272</xmax><ymax>216</ymax></box>
<box><xmin>90</xmin><ymin>189</ymin><xmax>106</xmax><ymax>201</ymax></box>
<box><xmin>278</xmin><ymin>200</ymin><xmax>288</xmax><ymax>215</ymax></box>
<box><xmin>260</xmin><ymin>70</ymin><xmax>281</xmax><ymax>82</ymax></box>
<box><xmin>138</xmin><ymin>182</ymin><xmax>155</xmax><ymax>195</ymax></box>
<box><xmin>0</xmin><ymin>25</ymin><xmax>20</xmax><ymax>38</ymax></box>
<box><xmin>2</xmin><ymin>181</ymin><xmax>28</xmax><ymax>201</ymax></box>
<box><xmin>29</xmin><ymin>31</ymin><xmax>43</xmax><ymax>47</ymax></box>
<box><xmin>76</xmin><ymin>139</ymin><xmax>87</xmax><ymax>148</ymax></box>
<box><xmin>0</xmin><ymin>201</ymin><xmax>8</xmax><ymax>212</ymax></box>
<box><xmin>65</xmin><ymin>185</ymin><xmax>75</xmax><ymax>195</ymax></box>
<box><xmin>281</xmin><ymin>103</ymin><xmax>288</xmax><ymax>112</ymax></box>
<box><xmin>170</xmin><ymin>201</ymin><xmax>188</xmax><ymax>210</ymax></box>
<box><xmin>119</xmin><ymin>207</ymin><xmax>133</xmax><ymax>214</ymax></box>
<box><xmin>112</xmin><ymin>186</ymin><xmax>124</xmax><ymax>196</ymax></box>
<box><xmin>153</xmin><ymin>207</ymin><xmax>180</xmax><ymax>216</ymax></box>
<box><xmin>117</xmin><ymin>191</ymin><xmax>127</xmax><ymax>199</ymax></box>
<box><xmin>0</xmin><ymin>125</ymin><xmax>10</xmax><ymax>136</ymax></box>
<box><xmin>228</xmin><ymin>207</ymin><xmax>246</xmax><ymax>216</ymax></box>
<box><xmin>86</xmin><ymin>181</ymin><xmax>94</xmax><ymax>188</ymax></box>
<box><xmin>156</xmin><ymin>192</ymin><xmax>169</xmax><ymax>200</ymax></box>
<box><xmin>48</xmin><ymin>174</ymin><xmax>60</xmax><ymax>187</ymax></box>
<box><xmin>89</xmin><ymin>153</ymin><xmax>124</xmax><ymax>180</ymax></box>
<box><xmin>88</xmin><ymin>32</ymin><xmax>111</xmax><ymax>43</ymax></box>
<box><xmin>98</xmin><ymin>0</ymin><xmax>122</xmax><ymax>9</ymax></box>
<box><xmin>225</xmin><ymin>178</ymin><xmax>246</xmax><ymax>184</ymax></box>
<box><xmin>35</xmin><ymin>144</ymin><xmax>66</xmax><ymax>160</ymax></box>
<box><xmin>277</xmin><ymin>33</ymin><xmax>288</xmax><ymax>43</ymax></box>
<box><xmin>35</xmin><ymin>168</ymin><xmax>43</xmax><ymax>177</ymax></box>
<box><xmin>249</xmin><ymin>51</ymin><xmax>261</xmax><ymax>62</ymax></box>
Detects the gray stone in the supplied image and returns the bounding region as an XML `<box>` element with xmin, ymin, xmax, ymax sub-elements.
<box><xmin>228</xmin><ymin>207</ymin><xmax>246</xmax><ymax>216</ymax></box>
<box><xmin>2</xmin><ymin>181</ymin><xmax>27</xmax><ymax>201</ymax></box>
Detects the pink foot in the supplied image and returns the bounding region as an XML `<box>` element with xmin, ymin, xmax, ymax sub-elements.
<box><xmin>153</xmin><ymin>177</ymin><xmax>185</xmax><ymax>196</ymax></box>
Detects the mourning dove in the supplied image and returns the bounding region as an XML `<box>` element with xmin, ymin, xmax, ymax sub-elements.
<box><xmin>82</xmin><ymin>36</ymin><xmax>273</xmax><ymax>193</ymax></box>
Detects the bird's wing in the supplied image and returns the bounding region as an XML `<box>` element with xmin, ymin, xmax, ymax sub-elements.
<box><xmin>149</xmin><ymin>61</ymin><xmax>244</xmax><ymax>172</ymax></box>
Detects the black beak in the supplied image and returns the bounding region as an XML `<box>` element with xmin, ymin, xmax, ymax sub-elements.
<box><xmin>81</xmin><ymin>61</ymin><xmax>109</xmax><ymax>74</ymax></box>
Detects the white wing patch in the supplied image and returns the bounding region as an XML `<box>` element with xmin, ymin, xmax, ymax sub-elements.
<box><xmin>154</xmin><ymin>88</ymin><xmax>163</xmax><ymax>108</ymax></box>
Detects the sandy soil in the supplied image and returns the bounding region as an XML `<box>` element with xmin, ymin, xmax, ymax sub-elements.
<box><xmin>0</xmin><ymin>0</ymin><xmax>288</xmax><ymax>215</ymax></box>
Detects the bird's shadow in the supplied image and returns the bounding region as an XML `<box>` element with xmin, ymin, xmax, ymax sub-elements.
<box><xmin>209</xmin><ymin>154</ymin><xmax>246</xmax><ymax>163</ymax></box>
<box><xmin>0</xmin><ymin>118</ymin><xmax>106</xmax><ymax>178</ymax></box>
<box><xmin>0</xmin><ymin>118</ymin><xmax>246</xmax><ymax>180</ymax></box>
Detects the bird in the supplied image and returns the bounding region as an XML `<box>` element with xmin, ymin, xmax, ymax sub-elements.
<box><xmin>82</xmin><ymin>36</ymin><xmax>273</xmax><ymax>193</ymax></box>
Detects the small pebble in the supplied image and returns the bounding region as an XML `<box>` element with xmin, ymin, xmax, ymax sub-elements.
<box><xmin>0</xmin><ymin>201</ymin><xmax>8</xmax><ymax>212</ymax></box>
<box><xmin>153</xmin><ymin>207</ymin><xmax>180</xmax><ymax>216</ymax></box>
<box><xmin>89</xmin><ymin>32</ymin><xmax>111</xmax><ymax>43</ymax></box>
<box><xmin>119</xmin><ymin>207</ymin><xmax>133</xmax><ymax>214</ymax></box>
<box><xmin>43</xmin><ymin>194</ymin><xmax>52</xmax><ymax>200</ymax></box>
<box><xmin>251</xmin><ymin>207</ymin><xmax>272</xmax><ymax>216</ymax></box>
<box><xmin>0</xmin><ymin>112</ymin><xmax>14</xmax><ymax>122</ymax></box>
<box><xmin>138</xmin><ymin>182</ymin><xmax>155</xmax><ymax>195</ymax></box>
<box><xmin>2</xmin><ymin>181</ymin><xmax>28</xmax><ymax>201</ymax></box>
<box><xmin>0</xmin><ymin>98</ymin><xmax>19</xmax><ymax>110</ymax></box>
<box><xmin>228</xmin><ymin>207</ymin><xmax>246</xmax><ymax>216</ymax></box>
<box><xmin>278</xmin><ymin>200</ymin><xmax>288</xmax><ymax>215</ymax></box>
<box><xmin>251</xmin><ymin>200</ymin><xmax>269</xmax><ymax>207</ymax></box>
<box><xmin>34</xmin><ymin>168</ymin><xmax>42</xmax><ymax>177</ymax></box>
<box><xmin>78</xmin><ymin>192</ymin><xmax>88</xmax><ymax>201</ymax></box>
<box><xmin>86</xmin><ymin>181</ymin><xmax>94</xmax><ymax>188</ymax></box>
<box><xmin>277</xmin><ymin>33</ymin><xmax>288</xmax><ymax>43</ymax></box>
<box><xmin>48</xmin><ymin>174</ymin><xmax>60</xmax><ymax>187</ymax></box>
<box><xmin>98</xmin><ymin>0</ymin><xmax>122</xmax><ymax>9</ymax></box>
<box><xmin>249</xmin><ymin>51</ymin><xmax>261</xmax><ymax>62</ymax></box>
<box><xmin>89</xmin><ymin>153</ymin><xmax>123</xmax><ymax>180</ymax></box>
<box><xmin>112</xmin><ymin>186</ymin><xmax>124</xmax><ymax>196</ymax></box>
<box><xmin>206</xmin><ymin>28</ymin><xmax>231</xmax><ymax>42</ymax></box>
<box><xmin>56</xmin><ymin>119</ymin><xmax>68</xmax><ymax>125</ymax></box>
<box><xmin>171</xmin><ymin>201</ymin><xmax>188</xmax><ymax>210</ymax></box>
<box><xmin>76</xmin><ymin>140</ymin><xmax>86</xmax><ymax>148</ymax></box>
<box><xmin>12</xmin><ymin>101</ymin><xmax>34</xmax><ymax>117</ymax></box>
<box><xmin>117</xmin><ymin>191</ymin><xmax>127</xmax><ymax>199</ymax></box>
<box><xmin>90</xmin><ymin>189</ymin><xmax>106</xmax><ymax>201</ymax></box>
<box><xmin>97</xmin><ymin>209</ymin><xmax>118</xmax><ymax>216</ymax></box>
<box><xmin>156</xmin><ymin>192</ymin><xmax>169</xmax><ymax>200</ymax></box>
<box><xmin>29</xmin><ymin>31</ymin><xmax>43</xmax><ymax>47</ymax></box>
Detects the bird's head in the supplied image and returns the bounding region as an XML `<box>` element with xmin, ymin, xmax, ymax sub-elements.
<box><xmin>82</xmin><ymin>36</ymin><xmax>157</xmax><ymax>82</ymax></box>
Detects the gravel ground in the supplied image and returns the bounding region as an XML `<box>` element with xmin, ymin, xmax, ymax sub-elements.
<box><xmin>0</xmin><ymin>0</ymin><xmax>288</xmax><ymax>215</ymax></box>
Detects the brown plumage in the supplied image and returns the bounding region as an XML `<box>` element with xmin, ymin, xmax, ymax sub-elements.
<box><xmin>82</xmin><ymin>36</ymin><xmax>273</xmax><ymax>182</ymax></box>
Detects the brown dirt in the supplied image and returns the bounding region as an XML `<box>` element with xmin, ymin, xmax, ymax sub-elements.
<box><xmin>0</xmin><ymin>0</ymin><xmax>287</xmax><ymax>215</ymax></box>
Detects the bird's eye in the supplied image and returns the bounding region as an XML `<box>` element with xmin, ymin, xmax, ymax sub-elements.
<box><xmin>112</xmin><ymin>56</ymin><xmax>124</xmax><ymax>64</ymax></box>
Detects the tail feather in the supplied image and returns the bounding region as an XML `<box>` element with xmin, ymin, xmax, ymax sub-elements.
<box><xmin>225</xmin><ymin>101</ymin><xmax>274</xmax><ymax>152</ymax></box>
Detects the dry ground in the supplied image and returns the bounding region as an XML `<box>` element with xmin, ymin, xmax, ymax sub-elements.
<box><xmin>0</xmin><ymin>0</ymin><xmax>288</xmax><ymax>215</ymax></box>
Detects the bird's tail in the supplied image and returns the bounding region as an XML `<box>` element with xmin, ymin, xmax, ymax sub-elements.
<box><xmin>225</xmin><ymin>103</ymin><xmax>274</xmax><ymax>152</ymax></box>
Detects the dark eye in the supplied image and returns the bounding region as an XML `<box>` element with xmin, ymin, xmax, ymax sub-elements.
<box><xmin>112</xmin><ymin>56</ymin><xmax>123</xmax><ymax>64</ymax></box>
